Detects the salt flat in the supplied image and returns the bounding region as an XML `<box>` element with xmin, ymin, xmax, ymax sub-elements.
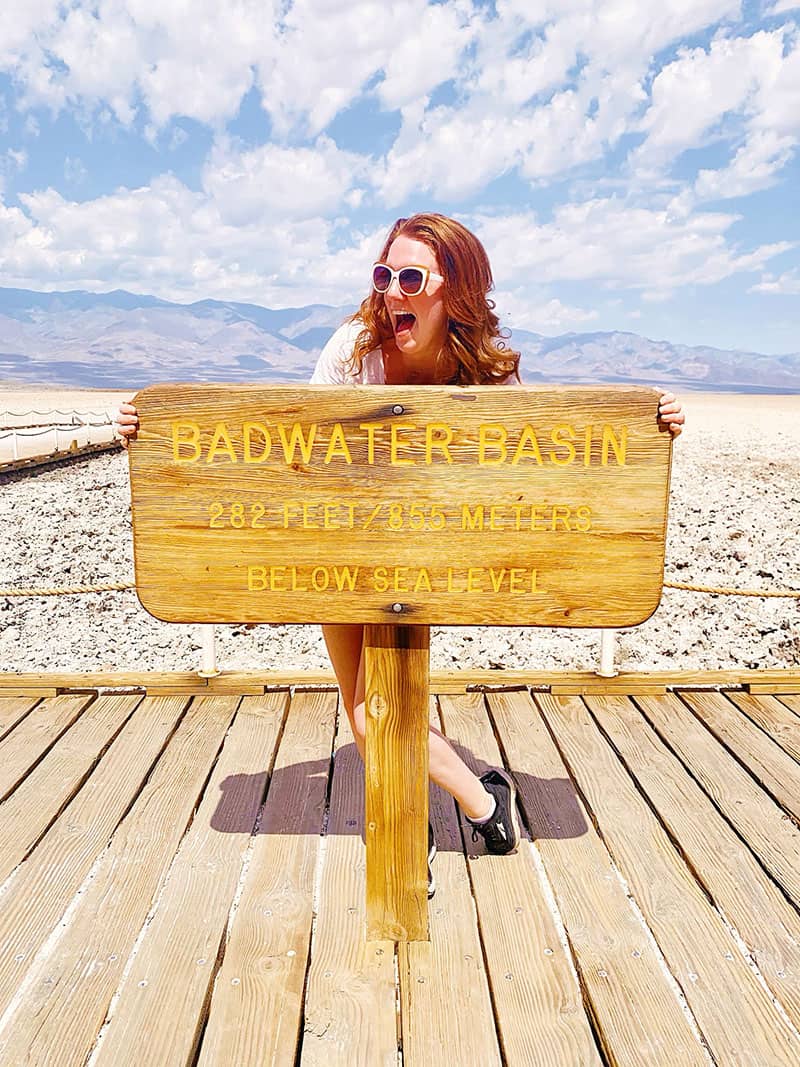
<box><xmin>1</xmin><ymin>387</ymin><xmax>798</xmax><ymax>674</ymax></box>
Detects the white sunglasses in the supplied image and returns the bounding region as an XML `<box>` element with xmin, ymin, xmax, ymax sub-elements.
<box><xmin>372</xmin><ymin>263</ymin><xmax>444</xmax><ymax>296</ymax></box>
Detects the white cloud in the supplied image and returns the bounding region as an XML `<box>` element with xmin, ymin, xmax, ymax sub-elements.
<box><xmin>693</xmin><ymin>127</ymin><xmax>796</xmax><ymax>200</ymax></box>
<box><xmin>495</xmin><ymin>290</ymin><xmax>599</xmax><ymax>332</ymax></box>
<box><xmin>201</xmin><ymin>137</ymin><xmax>370</xmax><ymax>224</ymax></box>
<box><xmin>749</xmin><ymin>269</ymin><xmax>800</xmax><ymax>294</ymax></box>
<box><xmin>632</xmin><ymin>31</ymin><xmax>787</xmax><ymax>170</ymax></box>
<box><xmin>765</xmin><ymin>2</ymin><xmax>800</xmax><ymax>14</ymax></box>
<box><xmin>472</xmin><ymin>198</ymin><xmax>792</xmax><ymax>293</ymax></box>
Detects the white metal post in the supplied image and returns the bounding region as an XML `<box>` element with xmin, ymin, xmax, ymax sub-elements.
<box><xmin>596</xmin><ymin>629</ymin><xmax>618</xmax><ymax>678</ymax></box>
<box><xmin>12</xmin><ymin>430</ymin><xmax>18</xmax><ymax>461</ymax></box>
<box><xmin>198</xmin><ymin>624</ymin><xmax>220</xmax><ymax>677</ymax></box>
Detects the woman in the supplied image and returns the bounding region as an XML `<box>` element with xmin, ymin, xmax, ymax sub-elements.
<box><xmin>116</xmin><ymin>212</ymin><xmax>685</xmax><ymax>896</ymax></box>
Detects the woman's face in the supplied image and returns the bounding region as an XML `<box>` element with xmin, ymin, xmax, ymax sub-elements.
<box><xmin>382</xmin><ymin>235</ymin><xmax>448</xmax><ymax>368</ymax></box>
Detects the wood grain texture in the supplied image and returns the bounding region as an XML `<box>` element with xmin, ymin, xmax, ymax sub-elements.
<box><xmin>300</xmin><ymin>698</ymin><xmax>397</xmax><ymax>1066</ymax></box>
<box><xmin>196</xmin><ymin>691</ymin><xmax>335</xmax><ymax>1067</ymax></box>
<box><xmin>726</xmin><ymin>691</ymin><xmax>800</xmax><ymax>762</ymax></box>
<box><xmin>364</xmin><ymin>624</ymin><xmax>430</xmax><ymax>942</ymax></box>
<box><xmin>586</xmin><ymin>694</ymin><xmax>800</xmax><ymax>1035</ymax></box>
<box><xmin>681</xmin><ymin>691</ymin><xmax>800</xmax><ymax>822</ymax></box>
<box><xmin>0</xmin><ymin>696</ymin><xmax>188</xmax><ymax>1020</ymax></box>
<box><xmin>440</xmin><ymin>692</ymin><xmax>602</xmax><ymax>1067</ymax></box>
<box><xmin>0</xmin><ymin>695</ymin><xmax>138</xmax><ymax>883</ymax></box>
<box><xmin>636</xmin><ymin>695</ymin><xmax>800</xmax><ymax>909</ymax></box>
<box><xmin>92</xmin><ymin>693</ymin><xmax>289</xmax><ymax>1066</ymax></box>
<box><xmin>0</xmin><ymin>693</ymin><xmax>94</xmax><ymax>801</ymax></box>
<box><xmin>0</xmin><ymin>696</ymin><xmax>239</xmax><ymax>1067</ymax></box>
<box><xmin>128</xmin><ymin>383</ymin><xmax>671</xmax><ymax>626</ymax></box>
<box><xmin>487</xmin><ymin>690</ymin><xmax>708</xmax><ymax>1065</ymax></box>
<box><xmin>399</xmin><ymin>700</ymin><xmax>503</xmax><ymax>1067</ymax></box>
<box><xmin>0</xmin><ymin>695</ymin><xmax>39</xmax><ymax>736</ymax></box>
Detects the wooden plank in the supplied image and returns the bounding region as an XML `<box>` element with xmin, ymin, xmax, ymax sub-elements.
<box><xmin>486</xmin><ymin>690</ymin><xmax>709</xmax><ymax>1065</ymax></box>
<box><xmin>586</xmin><ymin>695</ymin><xmax>800</xmax><ymax>1034</ymax></box>
<box><xmin>635</xmin><ymin>695</ymin><xmax>800</xmax><ymax>910</ymax></box>
<box><xmin>436</xmin><ymin>693</ymin><xmax>601</xmax><ymax>1067</ymax></box>
<box><xmin>0</xmin><ymin>696</ymin><xmax>240</xmax><ymax>1067</ymax></box>
<box><xmin>0</xmin><ymin>693</ymin><xmax>94</xmax><ymax>800</ymax></box>
<box><xmin>197</xmin><ymin>690</ymin><xmax>336</xmax><ymax>1067</ymax></box>
<box><xmin>726</xmin><ymin>692</ymin><xmax>800</xmax><ymax>763</ymax></box>
<box><xmin>0</xmin><ymin>688</ymin><xmax>58</xmax><ymax>698</ymax></box>
<box><xmin>0</xmin><ymin>694</ymin><xmax>140</xmax><ymax>883</ymax></box>
<box><xmin>537</xmin><ymin>693</ymin><xmax>800</xmax><ymax>1063</ymax></box>
<box><xmin>129</xmin><ymin>384</ymin><xmax>671</xmax><ymax>627</ymax></box>
<box><xmin>747</xmin><ymin>684</ymin><xmax>800</xmax><ymax>694</ymax></box>
<box><xmin>0</xmin><ymin>695</ymin><xmax>39</xmax><ymax>737</ymax></box>
<box><xmin>0</xmin><ymin>671</ymin><xmax>201</xmax><ymax>690</ymax></box>
<box><xmin>300</xmin><ymin>702</ymin><xmax>397</xmax><ymax>1066</ymax></box>
<box><xmin>365</xmin><ymin>623</ymin><xmax>430</xmax><ymax>942</ymax></box>
<box><xmin>0</xmin><ymin>439</ymin><xmax>119</xmax><ymax>473</ymax></box>
<box><xmin>0</xmin><ymin>696</ymin><xmax>189</xmax><ymax>1019</ymax></box>
<box><xmin>681</xmin><ymin>692</ymin><xmax>800</xmax><ymax>823</ymax></box>
<box><xmin>549</xmin><ymin>684</ymin><xmax>666</xmax><ymax>696</ymax></box>
<box><xmin>91</xmin><ymin>693</ymin><xmax>290</xmax><ymax>1066</ymax></box>
<box><xmin>778</xmin><ymin>694</ymin><xmax>800</xmax><ymax>717</ymax></box>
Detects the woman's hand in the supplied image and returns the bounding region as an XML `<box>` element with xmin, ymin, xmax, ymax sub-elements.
<box><xmin>658</xmin><ymin>392</ymin><xmax>685</xmax><ymax>437</ymax></box>
<box><xmin>114</xmin><ymin>402</ymin><xmax>139</xmax><ymax>448</ymax></box>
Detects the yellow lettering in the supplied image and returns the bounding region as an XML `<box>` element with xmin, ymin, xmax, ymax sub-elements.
<box><xmin>393</xmin><ymin>567</ymin><xmax>409</xmax><ymax>592</ymax></box>
<box><xmin>390</xmin><ymin>423</ymin><xmax>416</xmax><ymax>466</ymax></box>
<box><xmin>467</xmin><ymin>568</ymin><xmax>483</xmax><ymax>593</ymax></box>
<box><xmin>311</xmin><ymin>566</ymin><xmax>330</xmax><ymax>592</ymax></box>
<box><xmin>530</xmin><ymin>505</ymin><xmax>548</xmax><ymax>531</ymax></box>
<box><xmin>172</xmin><ymin>421</ymin><xmax>201</xmax><ymax>463</ymax></box>
<box><xmin>414</xmin><ymin>568</ymin><xmax>432</xmax><ymax>593</ymax></box>
<box><xmin>278</xmin><ymin>422</ymin><xmax>317</xmax><ymax>464</ymax></box>
<box><xmin>359</xmin><ymin>423</ymin><xmax>383</xmax><ymax>463</ymax></box>
<box><xmin>489</xmin><ymin>568</ymin><xmax>507</xmax><ymax>593</ymax></box>
<box><xmin>530</xmin><ymin>569</ymin><xmax>539</xmax><ymax>592</ymax></box>
<box><xmin>323</xmin><ymin>504</ymin><xmax>339</xmax><ymax>530</ymax></box>
<box><xmin>479</xmin><ymin>424</ymin><xmax>507</xmax><ymax>465</ymax></box>
<box><xmin>373</xmin><ymin>567</ymin><xmax>389</xmax><ymax>593</ymax></box>
<box><xmin>333</xmin><ymin>566</ymin><xmax>359</xmax><ymax>592</ymax></box>
<box><xmin>509</xmin><ymin>568</ymin><xmax>525</xmax><ymax>593</ymax></box>
<box><xmin>549</xmin><ymin>424</ymin><xmax>576</xmax><ymax>466</ymax></box>
<box><xmin>447</xmin><ymin>568</ymin><xmax>465</xmax><ymax>592</ymax></box>
<box><xmin>575</xmin><ymin>505</ymin><xmax>592</xmax><ymax>532</ymax></box>
<box><xmin>425</xmin><ymin>422</ymin><xmax>454</xmax><ymax>464</ymax></box>
<box><xmin>290</xmin><ymin>567</ymin><xmax>308</xmax><ymax>591</ymax></box>
<box><xmin>324</xmin><ymin>423</ymin><xmax>352</xmax><ymax>464</ymax></box>
<box><xmin>584</xmin><ymin>424</ymin><xmax>593</xmax><ymax>466</ymax></box>
<box><xmin>247</xmin><ymin>566</ymin><xmax>266</xmax><ymax>591</ymax></box>
<box><xmin>511</xmin><ymin>425</ymin><xmax>543</xmax><ymax>466</ymax></box>
<box><xmin>489</xmin><ymin>505</ymin><xmax>504</xmax><ymax>530</ymax></box>
<box><xmin>601</xmin><ymin>424</ymin><xmax>627</xmax><ymax>466</ymax></box>
<box><xmin>551</xmin><ymin>505</ymin><xmax>571</xmax><ymax>531</ymax></box>
<box><xmin>283</xmin><ymin>502</ymin><xmax>299</xmax><ymax>528</ymax></box>
<box><xmin>206</xmin><ymin>422</ymin><xmax>237</xmax><ymax>464</ymax></box>
<box><xmin>302</xmin><ymin>504</ymin><xmax>319</xmax><ymax>529</ymax></box>
<box><xmin>243</xmin><ymin>422</ymin><xmax>271</xmax><ymax>463</ymax></box>
<box><xmin>269</xmin><ymin>566</ymin><xmax>287</xmax><ymax>591</ymax></box>
<box><xmin>461</xmin><ymin>504</ymin><xmax>485</xmax><ymax>531</ymax></box>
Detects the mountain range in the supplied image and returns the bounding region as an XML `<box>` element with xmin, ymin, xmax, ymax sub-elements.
<box><xmin>0</xmin><ymin>285</ymin><xmax>798</xmax><ymax>392</ymax></box>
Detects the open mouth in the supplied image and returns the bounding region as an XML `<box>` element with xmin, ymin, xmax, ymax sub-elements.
<box><xmin>394</xmin><ymin>311</ymin><xmax>416</xmax><ymax>335</ymax></box>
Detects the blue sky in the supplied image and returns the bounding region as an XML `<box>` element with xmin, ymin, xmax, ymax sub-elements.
<box><xmin>0</xmin><ymin>0</ymin><xmax>799</xmax><ymax>354</ymax></box>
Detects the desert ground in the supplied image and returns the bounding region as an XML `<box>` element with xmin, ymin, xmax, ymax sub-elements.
<box><xmin>1</xmin><ymin>386</ymin><xmax>798</xmax><ymax>674</ymax></box>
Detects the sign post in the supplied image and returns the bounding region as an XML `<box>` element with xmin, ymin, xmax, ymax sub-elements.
<box><xmin>128</xmin><ymin>383</ymin><xmax>673</xmax><ymax>941</ymax></box>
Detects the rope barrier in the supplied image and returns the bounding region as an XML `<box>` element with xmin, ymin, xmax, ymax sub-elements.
<box><xmin>0</xmin><ymin>408</ymin><xmax>113</xmax><ymax>418</ymax></box>
<box><xmin>0</xmin><ymin>580</ymin><xmax>798</xmax><ymax>598</ymax></box>
<box><xmin>663</xmin><ymin>580</ymin><xmax>800</xmax><ymax>598</ymax></box>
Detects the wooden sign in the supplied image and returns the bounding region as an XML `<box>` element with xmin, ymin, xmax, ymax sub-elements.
<box><xmin>128</xmin><ymin>383</ymin><xmax>673</xmax><ymax>626</ymax></box>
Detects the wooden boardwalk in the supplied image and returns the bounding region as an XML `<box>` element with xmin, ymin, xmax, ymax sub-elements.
<box><xmin>0</xmin><ymin>672</ymin><xmax>799</xmax><ymax>1065</ymax></box>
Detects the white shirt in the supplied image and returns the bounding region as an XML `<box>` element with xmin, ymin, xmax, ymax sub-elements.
<box><xmin>309</xmin><ymin>319</ymin><xmax>384</xmax><ymax>384</ymax></box>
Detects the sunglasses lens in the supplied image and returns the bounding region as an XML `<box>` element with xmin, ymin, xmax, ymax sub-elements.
<box><xmin>399</xmin><ymin>268</ymin><xmax>425</xmax><ymax>295</ymax></box>
<box><xmin>372</xmin><ymin>265</ymin><xmax>392</xmax><ymax>292</ymax></box>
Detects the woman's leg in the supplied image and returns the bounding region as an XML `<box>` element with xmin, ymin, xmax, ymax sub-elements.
<box><xmin>321</xmin><ymin>623</ymin><xmax>494</xmax><ymax>821</ymax></box>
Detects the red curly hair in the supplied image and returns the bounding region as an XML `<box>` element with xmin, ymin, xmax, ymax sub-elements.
<box><xmin>348</xmin><ymin>213</ymin><xmax>520</xmax><ymax>385</ymax></box>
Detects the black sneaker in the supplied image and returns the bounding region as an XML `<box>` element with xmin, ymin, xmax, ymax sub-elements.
<box><xmin>466</xmin><ymin>768</ymin><xmax>520</xmax><ymax>855</ymax></box>
<box><xmin>427</xmin><ymin>821</ymin><xmax>437</xmax><ymax>899</ymax></box>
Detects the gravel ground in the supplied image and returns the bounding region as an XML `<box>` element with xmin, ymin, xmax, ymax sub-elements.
<box><xmin>1</xmin><ymin>393</ymin><xmax>799</xmax><ymax>674</ymax></box>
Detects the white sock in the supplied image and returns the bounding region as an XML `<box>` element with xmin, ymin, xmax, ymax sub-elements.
<box><xmin>470</xmin><ymin>795</ymin><xmax>496</xmax><ymax>824</ymax></box>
